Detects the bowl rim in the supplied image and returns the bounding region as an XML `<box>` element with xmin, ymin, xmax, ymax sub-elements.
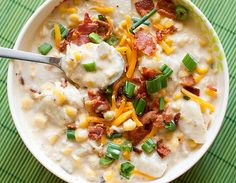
<box><xmin>7</xmin><ymin>0</ymin><xmax>229</xmax><ymax>182</ymax></box>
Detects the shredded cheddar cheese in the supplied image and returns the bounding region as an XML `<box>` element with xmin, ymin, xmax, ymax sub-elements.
<box><xmin>114</xmin><ymin>97</ymin><xmax>126</xmax><ymax>119</ymax></box>
<box><xmin>101</xmin><ymin>134</ymin><xmax>107</xmax><ymax>145</ymax></box>
<box><xmin>54</xmin><ymin>24</ymin><xmax>61</xmax><ymax>50</ymax></box>
<box><xmin>133</xmin><ymin>169</ymin><xmax>157</xmax><ymax>180</ymax></box>
<box><xmin>142</xmin><ymin>126</ymin><xmax>158</xmax><ymax>143</ymax></box>
<box><xmin>126</xmin><ymin>49</ymin><xmax>137</xmax><ymax>78</ymax></box>
<box><xmin>181</xmin><ymin>88</ymin><xmax>215</xmax><ymax>112</ymax></box>
<box><xmin>86</xmin><ymin>116</ymin><xmax>107</xmax><ymax>124</ymax></box>
<box><xmin>126</xmin><ymin>102</ymin><xmax>143</xmax><ymax>127</ymax></box>
<box><xmin>90</xmin><ymin>6</ymin><xmax>114</xmax><ymax>14</ymax></box>
<box><xmin>112</xmin><ymin>110</ymin><xmax>133</xmax><ymax>126</ymax></box>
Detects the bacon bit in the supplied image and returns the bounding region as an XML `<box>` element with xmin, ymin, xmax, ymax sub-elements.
<box><xmin>207</xmin><ymin>85</ymin><xmax>217</xmax><ymax>92</ymax></box>
<box><xmin>140</xmin><ymin>67</ymin><xmax>157</xmax><ymax>79</ymax></box>
<box><xmin>128</xmin><ymin>126</ymin><xmax>152</xmax><ymax>146</ymax></box>
<box><xmin>19</xmin><ymin>76</ymin><xmax>24</xmax><ymax>85</ymax></box>
<box><xmin>180</xmin><ymin>75</ymin><xmax>195</xmax><ymax>87</ymax></box>
<box><xmin>88</xmin><ymin>123</ymin><xmax>105</xmax><ymax>141</ymax></box>
<box><xmin>136</xmin><ymin>83</ymin><xmax>147</xmax><ymax>99</ymax></box>
<box><xmin>87</xmin><ymin>90</ymin><xmax>110</xmax><ymax>115</ymax></box>
<box><xmin>156</xmin><ymin>25</ymin><xmax>177</xmax><ymax>43</ymax></box>
<box><xmin>141</xmin><ymin>111</ymin><xmax>157</xmax><ymax>125</ymax></box>
<box><xmin>67</xmin><ymin>123</ymin><xmax>77</xmax><ymax>129</ymax></box>
<box><xmin>135</xmin><ymin>0</ymin><xmax>155</xmax><ymax>16</ymax></box>
<box><xmin>153</xmin><ymin>108</ymin><xmax>174</xmax><ymax>128</ymax></box>
<box><xmin>30</xmin><ymin>88</ymin><xmax>39</xmax><ymax>94</ymax></box>
<box><xmin>156</xmin><ymin>139</ymin><xmax>171</xmax><ymax>158</ymax></box>
<box><xmin>96</xmin><ymin>20</ymin><xmax>113</xmax><ymax>40</ymax></box>
<box><xmin>132</xmin><ymin>76</ymin><xmax>145</xmax><ymax>85</ymax></box>
<box><xmin>61</xmin><ymin>78</ymin><xmax>68</xmax><ymax>88</ymax></box>
<box><xmin>156</xmin><ymin>0</ymin><xmax>176</xmax><ymax>19</ymax></box>
<box><xmin>134</xmin><ymin>28</ymin><xmax>157</xmax><ymax>56</ymax></box>
<box><xmin>133</xmin><ymin>147</ymin><xmax>143</xmax><ymax>154</ymax></box>
<box><xmin>183</xmin><ymin>86</ymin><xmax>200</xmax><ymax>96</ymax></box>
<box><xmin>173</xmin><ymin>112</ymin><xmax>181</xmax><ymax>126</ymax></box>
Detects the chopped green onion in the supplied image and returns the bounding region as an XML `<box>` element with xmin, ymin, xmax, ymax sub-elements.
<box><xmin>120</xmin><ymin>162</ymin><xmax>135</xmax><ymax>179</ymax></box>
<box><xmin>121</xmin><ymin>141</ymin><xmax>133</xmax><ymax>152</ymax></box>
<box><xmin>82</xmin><ymin>61</ymin><xmax>96</xmax><ymax>72</ymax></box>
<box><xmin>135</xmin><ymin>98</ymin><xmax>146</xmax><ymax>116</ymax></box>
<box><xmin>141</xmin><ymin>138</ymin><xmax>156</xmax><ymax>153</ymax></box>
<box><xmin>51</xmin><ymin>23</ymin><xmax>68</xmax><ymax>39</ymax></box>
<box><xmin>107</xmin><ymin>133</ymin><xmax>123</xmax><ymax>139</ymax></box>
<box><xmin>106</xmin><ymin>142</ymin><xmax>121</xmax><ymax>160</ymax></box>
<box><xmin>88</xmin><ymin>32</ymin><xmax>103</xmax><ymax>44</ymax></box>
<box><xmin>164</xmin><ymin>120</ymin><xmax>176</xmax><ymax>131</ymax></box>
<box><xmin>132</xmin><ymin>17</ymin><xmax>150</xmax><ymax>26</ymax></box>
<box><xmin>105</xmin><ymin>34</ymin><xmax>119</xmax><ymax>46</ymax></box>
<box><xmin>99</xmin><ymin>155</ymin><xmax>114</xmax><ymax>166</ymax></box>
<box><xmin>123</xmin><ymin>81</ymin><xmax>136</xmax><ymax>98</ymax></box>
<box><xmin>160</xmin><ymin>64</ymin><xmax>173</xmax><ymax>77</ymax></box>
<box><xmin>104</xmin><ymin>85</ymin><xmax>113</xmax><ymax>94</ymax></box>
<box><xmin>133</xmin><ymin>99</ymin><xmax>139</xmax><ymax>109</ymax></box>
<box><xmin>38</xmin><ymin>43</ymin><xmax>52</xmax><ymax>55</ymax></box>
<box><xmin>182</xmin><ymin>53</ymin><xmax>197</xmax><ymax>72</ymax></box>
<box><xmin>66</xmin><ymin>128</ymin><xmax>75</xmax><ymax>140</ymax></box>
<box><xmin>146</xmin><ymin>75</ymin><xmax>167</xmax><ymax>95</ymax></box>
<box><xmin>159</xmin><ymin>97</ymin><xmax>165</xmax><ymax>111</ymax></box>
<box><xmin>183</xmin><ymin>95</ymin><xmax>190</xmax><ymax>100</ymax></box>
<box><xmin>98</xmin><ymin>14</ymin><xmax>106</xmax><ymax>21</ymax></box>
<box><xmin>176</xmin><ymin>5</ymin><xmax>188</xmax><ymax>20</ymax></box>
<box><xmin>130</xmin><ymin>8</ymin><xmax>157</xmax><ymax>33</ymax></box>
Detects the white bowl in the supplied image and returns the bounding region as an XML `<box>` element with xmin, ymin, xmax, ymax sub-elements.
<box><xmin>7</xmin><ymin>0</ymin><xmax>229</xmax><ymax>182</ymax></box>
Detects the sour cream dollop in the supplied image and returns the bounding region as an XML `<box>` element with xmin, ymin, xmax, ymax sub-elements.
<box><xmin>61</xmin><ymin>42</ymin><xmax>124</xmax><ymax>88</ymax></box>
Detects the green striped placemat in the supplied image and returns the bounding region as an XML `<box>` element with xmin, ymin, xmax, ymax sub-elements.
<box><xmin>0</xmin><ymin>0</ymin><xmax>235</xmax><ymax>182</ymax></box>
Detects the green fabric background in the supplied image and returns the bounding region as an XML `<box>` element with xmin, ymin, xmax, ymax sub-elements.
<box><xmin>0</xmin><ymin>0</ymin><xmax>235</xmax><ymax>182</ymax></box>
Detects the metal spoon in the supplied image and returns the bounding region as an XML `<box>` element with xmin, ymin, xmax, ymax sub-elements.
<box><xmin>0</xmin><ymin>47</ymin><xmax>125</xmax><ymax>86</ymax></box>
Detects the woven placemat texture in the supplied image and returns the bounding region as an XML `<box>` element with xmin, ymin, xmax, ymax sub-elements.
<box><xmin>0</xmin><ymin>0</ymin><xmax>235</xmax><ymax>182</ymax></box>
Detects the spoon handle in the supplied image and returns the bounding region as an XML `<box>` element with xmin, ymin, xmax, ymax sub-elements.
<box><xmin>0</xmin><ymin>47</ymin><xmax>61</xmax><ymax>68</ymax></box>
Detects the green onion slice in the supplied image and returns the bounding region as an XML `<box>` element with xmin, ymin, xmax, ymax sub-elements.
<box><xmin>66</xmin><ymin>128</ymin><xmax>75</xmax><ymax>140</ymax></box>
<box><xmin>88</xmin><ymin>32</ymin><xmax>103</xmax><ymax>44</ymax></box>
<box><xmin>82</xmin><ymin>61</ymin><xmax>96</xmax><ymax>72</ymax></box>
<box><xmin>135</xmin><ymin>98</ymin><xmax>146</xmax><ymax>116</ymax></box>
<box><xmin>123</xmin><ymin>81</ymin><xmax>136</xmax><ymax>98</ymax></box>
<box><xmin>99</xmin><ymin>155</ymin><xmax>114</xmax><ymax>166</ymax></box>
<box><xmin>98</xmin><ymin>14</ymin><xmax>106</xmax><ymax>21</ymax></box>
<box><xmin>107</xmin><ymin>133</ymin><xmax>123</xmax><ymax>139</ymax></box>
<box><xmin>176</xmin><ymin>5</ymin><xmax>188</xmax><ymax>20</ymax></box>
<box><xmin>51</xmin><ymin>23</ymin><xmax>68</xmax><ymax>39</ymax></box>
<box><xmin>182</xmin><ymin>53</ymin><xmax>197</xmax><ymax>72</ymax></box>
<box><xmin>105</xmin><ymin>34</ymin><xmax>119</xmax><ymax>46</ymax></box>
<box><xmin>104</xmin><ymin>85</ymin><xmax>113</xmax><ymax>94</ymax></box>
<box><xmin>121</xmin><ymin>141</ymin><xmax>133</xmax><ymax>152</ymax></box>
<box><xmin>183</xmin><ymin>95</ymin><xmax>190</xmax><ymax>100</ymax></box>
<box><xmin>38</xmin><ymin>43</ymin><xmax>52</xmax><ymax>55</ymax></box>
<box><xmin>146</xmin><ymin>75</ymin><xmax>167</xmax><ymax>95</ymax></box>
<box><xmin>164</xmin><ymin>120</ymin><xmax>176</xmax><ymax>131</ymax></box>
<box><xmin>160</xmin><ymin>64</ymin><xmax>173</xmax><ymax>77</ymax></box>
<box><xmin>130</xmin><ymin>8</ymin><xmax>157</xmax><ymax>33</ymax></box>
<box><xmin>132</xmin><ymin>17</ymin><xmax>150</xmax><ymax>26</ymax></box>
<box><xmin>159</xmin><ymin>97</ymin><xmax>165</xmax><ymax>111</ymax></box>
<box><xmin>106</xmin><ymin>142</ymin><xmax>121</xmax><ymax>160</ymax></box>
<box><xmin>120</xmin><ymin>162</ymin><xmax>135</xmax><ymax>179</ymax></box>
<box><xmin>141</xmin><ymin>138</ymin><xmax>156</xmax><ymax>153</ymax></box>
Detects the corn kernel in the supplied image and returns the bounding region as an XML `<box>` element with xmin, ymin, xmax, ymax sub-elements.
<box><xmin>21</xmin><ymin>97</ymin><xmax>32</xmax><ymax>110</ymax></box>
<box><xmin>188</xmin><ymin>139</ymin><xmax>200</xmax><ymax>149</ymax></box>
<box><xmin>193</xmin><ymin>74</ymin><xmax>205</xmax><ymax>83</ymax></box>
<box><xmin>69</xmin><ymin>14</ymin><xmax>79</xmax><ymax>22</ymax></box>
<box><xmin>72</xmin><ymin>154</ymin><xmax>81</xmax><ymax>167</ymax></box>
<box><xmin>123</xmin><ymin>151</ymin><xmax>131</xmax><ymax>160</ymax></box>
<box><xmin>85</xmin><ymin>81</ymin><xmax>95</xmax><ymax>87</ymax></box>
<box><xmin>33</xmin><ymin>114</ymin><xmax>48</xmax><ymax>129</ymax></box>
<box><xmin>150</xmin><ymin>13</ymin><xmax>161</xmax><ymax>24</ymax></box>
<box><xmin>196</xmin><ymin>66</ymin><xmax>209</xmax><ymax>75</ymax></box>
<box><xmin>67</xmin><ymin>7</ymin><xmax>77</xmax><ymax>14</ymax></box>
<box><xmin>74</xmin><ymin>51</ymin><xmax>81</xmax><ymax>62</ymax></box>
<box><xmin>153</xmin><ymin>23</ymin><xmax>165</xmax><ymax>30</ymax></box>
<box><xmin>161</xmin><ymin>41</ymin><xmax>174</xmax><ymax>55</ymax></box>
<box><xmin>60</xmin><ymin>14</ymin><xmax>65</xmax><ymax>19</ymax></box>
<box><xmin>75</xmin><ymin>129</ymin><xmax>88</xmax><ymax>142</ymax></box>
<box><xmin>207</xmin><ymin>56</ymin><xmax>214</xmax><ymax>65</ymax></box>
<box><xmin>199</xmin><ymin>38</ymin><xmax>207</xmax><ymax>47</ymax></box>
<box><xmin>103</xmin><ymin>170</ymin><xmax>114</xmax><ymax>182</ymax></box>
<box><xmin>48</xmin><ymin>135</ymin><xmax>59</xmax><ymax>145</ymax></box>
<box><xmin>53</xmin><ymin>89</ymin><xmax>66</xmax><ymax>105</ymax></box>
<box><xmin>155</xmin><ymin>53</ymin><xmax>161</xmax><ymax>61</ymax></box>
<box><xmin>67</xmin><ymin>59</ymin><xmax>76</xmax><ymax>69</ymax></box>
<box><xmin>65</xmin><ymin>106</ymin><xmax>77</xmax><ymax>119</ymax></box>
<box><xmin>159</xmin><ymin>89</ymin><xmax>167</xmax><ymax>96</ymax></box>
<box><xmin>123</xmin><ymin>119</ymin><xmax>136</xmax><ymax>131</ymax></box>
<box><xmin>177</xmin><ymin>133</ymin><xmax>184</xmax><ymax>143</ymax></box>
<box><xmin>59</xmin><ymin>4</ymin><xmax>67</xmax><ymax>13</ymax></box>
<box><xmin>173</xmin><ymin>92</ymin><xmax>183</xmax><ymax>101</ymax></box>
<box><xmin>205</xmin><ymin>88</ymin><xmax>217</xmax><ymax>98</ymax></box>
<box><xmin>61</xmin><ymin>147</ymin><xmax>73</xmax><ymax>155</ymax></box>
<box><xmin>79</xmin><ymin>114</ymin><xmax>89</xmax><ymax>128</ymax></box>
<box><xmin>165</xmin><ymin>38</ymin><xmax>173</xmax><ymax>46</ymax></box>
<box><xmin>112</xmin><ymin>138</ymin><xmax>123</xmax><ymax>144</ymax></box>
<box><xmin>164</xmin><ymin>96</ymin><xmax>171</xmax><ymax>103</ymax></box>
<box><xmin>200</xmin><ymin>104</ymin><xmax>206</xmax><ymax>113</ymax></box>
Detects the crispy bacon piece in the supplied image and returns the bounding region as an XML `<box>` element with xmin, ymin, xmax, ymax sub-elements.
<box><xmin>184</xmin><ymin>86</ymin><xmax>200</xmax><ymax>96</ymax></box>
<box><xmin>156</xmin><ymin>0</ymin><xmax>176</xmax><ymax>19</ymax></box>
<box><xmin>180</xmin><ymin>75</ymin><xmax>195</xmax><ymax>87</ymax></box>
<box><xmin>19</xmin><ymin>76</ymin><xmax>25</xmax><ymax>85</ymax></box>
<box><xmin>87</xmin><ymin>90</ymin><xmax>110</xmax><ymax>115</ymax></box>
<box><xmin>61</xmin><ymin>78</ymin><xmax>68</xmax><ymax>88</ymax></box>
<box><xmin>140</xmin><ymin>67</ymin><xmax>157</xmax><ymax>79</ymax></box>
<box><xmin>156</xmin><ymin>25</ymin><xmax>177</xmax><ymax>43</ymax></box>
<box><xmin>173</xmin><ymin>112</ymin><xmax>181</xmax><ymax>126</ymax></box>
<box><xmin>153</xmin><ymin>108</ymin><xmax>174</xmax><ymax>128</ymax></box>
<box><xmin>135</xmin><ymin>0</ymin><xmax>155</xmax><ymax>16</ymax></box>
<box><xmin>140</xmin><ymin>111</ymin><xmax>158</xmax><ymax>125</ymax></box>
<box><xmin>156</xmin><ymin>139</ymin><xmax>171</xmax><ymax>158</ymax></box>
<box><xmin>135</xmin><ymin>82</ymin><xmax>147</xmax><ymax>99</ymax></box>
<box><xmin>134</xmin><ymin>28</ymin><xmax>157</xmax><ymax>56</ymax></box>
<box><xmin>133</xmin><ymin>147</ymin><xmax>143</xmax><ymax>154</ymax></box>
<box><xmin>88</xmin><ymin>123</ymin><xmax>105</xmax><ymax>141</ymax></box>
<box><xmin>132</xmin><ymin>76</ymin><xmax>145</xmax><ymax>85</ymax></box>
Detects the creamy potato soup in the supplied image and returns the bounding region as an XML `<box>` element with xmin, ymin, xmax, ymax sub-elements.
<box><xmin>15</xmin><ymin>0</ymin><xmax>219</xmax><ymax>182</ymax></box>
